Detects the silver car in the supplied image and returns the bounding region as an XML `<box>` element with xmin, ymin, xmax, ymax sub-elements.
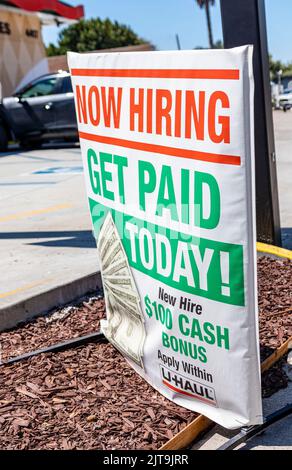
<box><xmin>279</xmin><ymin>89</ymin><xmax>292</xmax><ymax>111</ymax></box>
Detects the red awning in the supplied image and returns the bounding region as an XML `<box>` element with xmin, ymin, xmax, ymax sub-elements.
<box><xmin>3</xmin><ymin>0</ymin><xmax>84</xmax><ymax>20</ymax></box>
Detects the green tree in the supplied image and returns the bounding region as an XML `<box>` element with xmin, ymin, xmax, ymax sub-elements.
<box><xmin>269</xmin><ymin>55</ymin><xmax>292</xmax><ymax>81</ymax></box>
<box><xmin>46</xmin><ymin>17</ymin><xmax>145</xmax><ymax>56</ymax></box>
<box><xmin>194</xmin><ymin>40</ymin><xmax>222</xmax><ymax>50</ymax></box>
<box><xmin>196</xmin><ymin>0</ymin><xmax>215</xmax><ymax>49</ymax></box>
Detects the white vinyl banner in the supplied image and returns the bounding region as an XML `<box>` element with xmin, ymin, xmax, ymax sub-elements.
<box><xmin>68</xmin><ymin>46</ymin><xmax>263</xmax><ymax>429</ymax></box>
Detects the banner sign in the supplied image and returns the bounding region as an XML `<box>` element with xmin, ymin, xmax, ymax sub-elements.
<box><xmin>68</xmin><ymin>47</ymin><xmax>262</xmax><ymax>429</ymax></box>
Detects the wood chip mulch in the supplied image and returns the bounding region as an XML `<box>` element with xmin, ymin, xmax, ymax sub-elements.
<box><xmin>0</xmin><ymin>342</ymin><xmax>196</xmax><ymax>450</ymax></box>
<box><xmin>0</xmin><ymin>254</ymin><xmax>291</xmax><ymax>449</ymax></box>
<box><xmin>261</xmin><ymin>358</ymin><xmax>289</xmax><ymax>398</ymax></box>
<box><xmin>257</xmin><ymin>256</ymin><xmax>292</xmax><ymax>397</ymax></box>
<box><xmin>258</xmin><ymin>256</ymin><xmax>292</xmax><ymax>350</ymax></box>
<box><xmin>0</xmin><ymin>296</ymin><xmax>105</xmax><ymax>362</ymax></box>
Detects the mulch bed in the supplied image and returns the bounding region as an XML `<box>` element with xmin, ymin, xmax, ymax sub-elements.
<box><xmin>258</xmin><ymin>256</ymin><xmax>292</xmax><ymax>397</ymax></box>
<box><xmin>0</xmin><ymin>255</ymin><xmax>291</xmax><ymax>449</ymax></box>
<box><xmin>261</xmin><ymin>358</ymin><xmax>289</xmax><ymax>398</ymax></box>
<box><xmin>0</xmin><ymin>295</ymin><xmax>105</xmax><ymax>362</ymax></box>
<box><xmin>258</xmin><ymin>256</ymin><xmax>292</xmax><ymax>350</ymax></box>
<box><xmin>0</xmin><ymin>342</ymin><xmax>197</xmax><ymax>450</ymax></box>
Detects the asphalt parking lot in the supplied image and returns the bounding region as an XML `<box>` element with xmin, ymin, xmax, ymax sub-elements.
<box><xmin>0</xmin><ymin>143</ymin><xmax>98</xmax><ymax>312</ymax></box>
<box><xmin>274</xmin><ymin>110</ymin><xmax>292</xmax><ymax>248</ymax></box>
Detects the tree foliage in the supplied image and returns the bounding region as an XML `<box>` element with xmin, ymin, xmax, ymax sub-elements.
<box><xmin>196</xmin><ymin>0</ymin><xmax>215</xmax><ymax>8</ymax></box>
<box><xmin>46</xmin><ymin>17</ymin><xmax>145</xmax><ymax>56</ymax></box>
<box><xmin>195</xmin><ymin>0</ymin><xmax>216</xmax><ymax>48</ymax></box>
<box><xmin>269</xmin><ymin>55</ymin><xmax>292</xmax><ymax>81</ymax></box>
<box><xmin>194</xmin><ymin>39</ymin><xmax>222</xmax><ymax>50</ymax></box>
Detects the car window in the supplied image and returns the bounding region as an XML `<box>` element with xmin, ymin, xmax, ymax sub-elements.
<box><xmin>61</xmin><ymin>76</ymin><xmax>73</xmax><ymax>94</ymax></box>
<box><xmin>21</xmin><ymin>77</ymin><xmax>59</xmax><ymax>98</ymax></box>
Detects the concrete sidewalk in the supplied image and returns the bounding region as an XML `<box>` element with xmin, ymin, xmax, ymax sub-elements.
<box><xmin>0</xmin><ymin>143</ymin><xmax>99</xmax><ymax>323</ymax></box>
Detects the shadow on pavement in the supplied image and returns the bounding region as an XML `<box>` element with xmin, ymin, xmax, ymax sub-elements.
<box><xmin>0</xmin><ymin>230</ymin><xmax>96</xmax><ymax>249</ymax></box>
<box><xmin>241</xmin><ymin>415</ymin><xmax>292</xmax><ymax>450</ymax></box>
<box><xmin>0</xmin><ymin>141</ymin><xmax>80</xmax><ymax>157</ymax></box>
<box><xmin>282</xmin><ymin>228</ymin><xmax>292</xmax><ymax>250</ymax></box>
<box><xmin>42</xmin><ymin>142</ymin><xmax>80</xmax><ymax>150</ymax></box>
<box><xmin>0</xmin><ymin>149</ymin><xmax>21</xmax><ymax>157</ymax></box>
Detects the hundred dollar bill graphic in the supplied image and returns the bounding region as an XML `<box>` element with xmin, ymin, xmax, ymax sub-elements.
<box><xmin>100</xmin><ymin>292</ymin><xmax>145</xmax><ymax>369</ymax></box>
<box><xmin>98</xmin><ymin>212</ymin><xmax>146</xmax><ymax>368</ymax></box>
<box><xmin>103</xmin><ymin>258</ymin><xmax>129</xmax><ymax>276</ymax></box>
<box><xmin>103</xmin><ymin>275</ymin><xmax>133</xmax><ymax>289</ymax></box>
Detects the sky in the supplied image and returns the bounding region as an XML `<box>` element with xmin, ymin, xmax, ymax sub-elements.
<box><xmin>42</xmin><ymin>0</ymin><xmax>292</xmax><ymax>63</ymax></box>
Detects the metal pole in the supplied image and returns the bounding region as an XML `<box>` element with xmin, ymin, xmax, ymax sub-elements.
<box><xmin>220</xmin><ymin>0</ymin><xmax>281</xmax><ymax>245</ymax></box>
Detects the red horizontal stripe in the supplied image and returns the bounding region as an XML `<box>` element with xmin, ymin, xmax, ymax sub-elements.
<box><xmin>162</xmin><ymin>380</ymin><xmax>216</xmax><ymax>405</ymax></box>
<box><xmin>79</xmin><ymin>131</ymin><xmax>241</xmax><ymax>166</ymax></box>
<box><xmin>9</xmin><ymin>0</ymin><xmax>84</xmax><ymax>20</ymax></box>
<box><xmin>71</xmin><ymin>68</ymin><xmax>240</xmax><ymax>80</ymax></box>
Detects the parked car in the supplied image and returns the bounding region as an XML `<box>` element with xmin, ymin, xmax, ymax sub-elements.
<box><xmin>278</xmin><ymin>89</ymin><xmax>292</xmax><ymax>111</ymax></box>
<box><xmin>0</xmin><ymin>71</ymin><xmax>78</xmax><ymax>151</ymax></box>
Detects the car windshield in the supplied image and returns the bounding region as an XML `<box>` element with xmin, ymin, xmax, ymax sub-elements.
<box><xmin>284</xmin><ymin>89</ymin><xmax>292</xmax><ymax>94</ymax></box>
<box><xmin>19</xmin><ymin>77</ymin><xmax>58</xmax><ymax>98</ymax></box>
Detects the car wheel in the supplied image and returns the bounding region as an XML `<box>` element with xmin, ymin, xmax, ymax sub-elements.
<box><xmin>20</xmin><ymin>140</ymin><xmax>42</xmax><ymax>151</ymax></box>
<box><xmin>0</xmin><ymin>125</ymin><xmax>8</xmax><ymax>152</ymax></box>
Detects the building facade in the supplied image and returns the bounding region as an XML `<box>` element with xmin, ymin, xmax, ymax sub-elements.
<box><xmin>0</xmin><ymin>1</ymin><xmax>84</xmax><ymax>97</ymax></box>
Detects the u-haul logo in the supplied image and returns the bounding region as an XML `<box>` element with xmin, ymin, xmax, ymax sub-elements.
<box><xmin>160</xmin><ymin>365</ymin><xmax>217</xmax><ymax>406</ymax></box>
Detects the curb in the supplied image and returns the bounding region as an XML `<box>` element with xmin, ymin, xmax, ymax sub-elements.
<box><xmin>257</xmin><ymin>242</ymin><xmax>292</xmax><ymax>260</ymax></box>
<box><xmin>0</xmin><ymin>272</ymin><xmax>102</xmax><ymax>332</ymax></box>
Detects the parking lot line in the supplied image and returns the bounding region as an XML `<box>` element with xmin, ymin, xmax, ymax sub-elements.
<box><xmin>0</xmin><ymin>279</ymin><xmax>51</xmax><ymax>300</ymax></box>
<box><xmin>0</xmin><ymin>203</ymin><xmax>72</xmax><ymax>223</ymax></box>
